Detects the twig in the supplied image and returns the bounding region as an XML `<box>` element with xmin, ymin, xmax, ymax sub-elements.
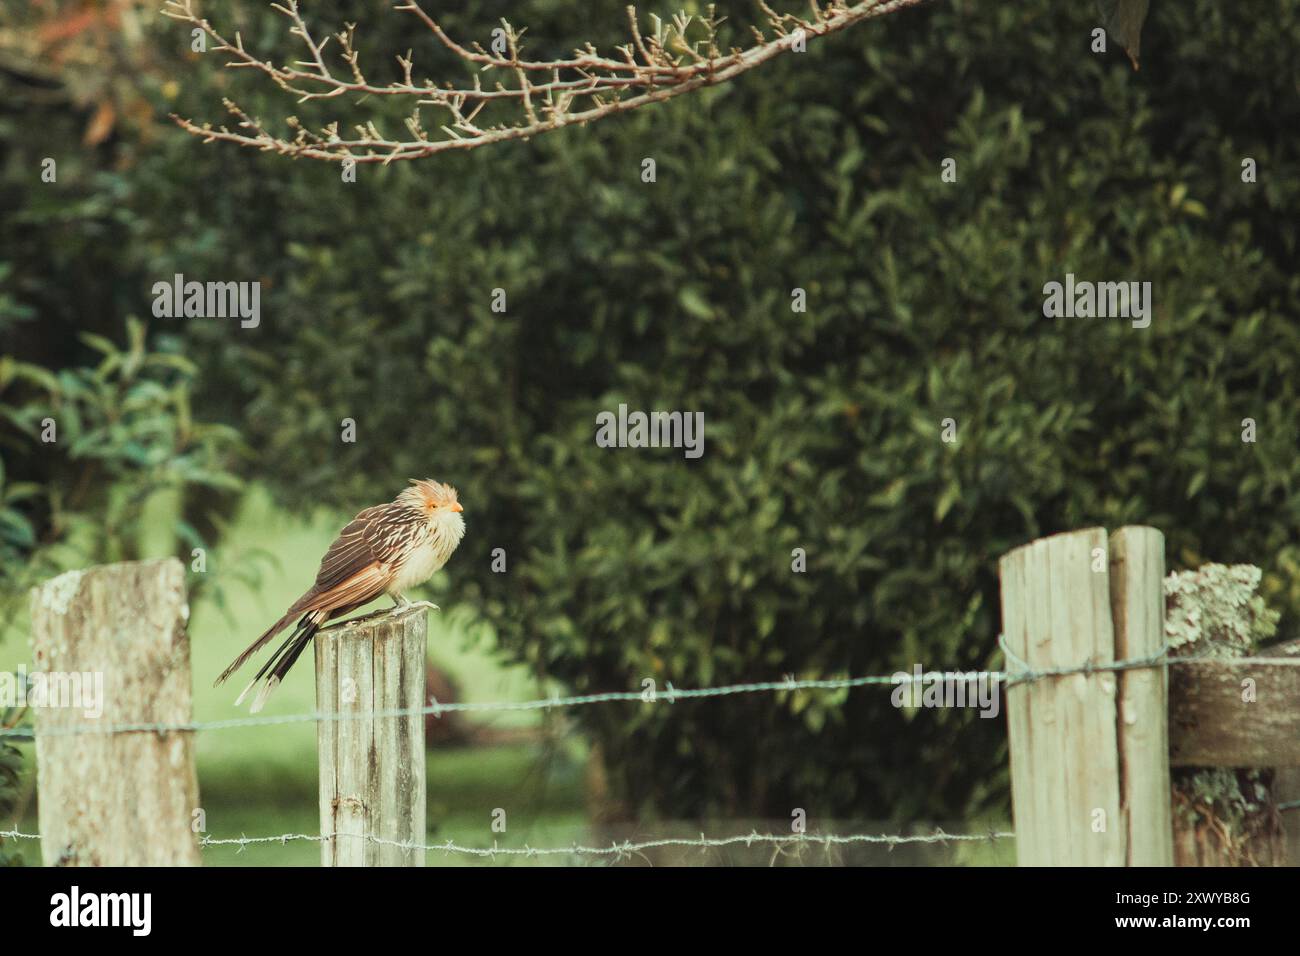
<box><xmin>162</xmin><ymin>0</ymin><xmax>932</xmax><ymax>163</ymax></box>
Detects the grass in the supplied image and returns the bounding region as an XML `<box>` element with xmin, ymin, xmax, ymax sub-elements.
<box><xmin>195</xmin><ymin>743</ymin><xmax>590</xmax><ymax>867</ymax></box>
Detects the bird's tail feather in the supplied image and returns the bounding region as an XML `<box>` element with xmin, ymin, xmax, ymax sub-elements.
<box><xmin>215</xmin><ymin>593</ymin><xmax>317</xmax><ymax>687</ymax></box>
<box><xmin>234</xmin><ymin>612</ymin><xmax>324</xmax><ymax>713</ymax></box>
<box><xmin>233</xmin><ymin>625</ymin><xmax>297</xmax><ymax>706</ymax></box>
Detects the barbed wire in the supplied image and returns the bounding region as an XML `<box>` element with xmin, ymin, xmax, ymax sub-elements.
<box><xmin>4</xmin><ymin>641</ymin><xmax>1293</xmax><ymax>862</ymax></box>
<box><xmin>0</xmin><ymin>672</ymin><xmax>975</xmax><ymax>739</ymax></box>
<box><xmin>0</xmin><ymin>826</ymin><xmax>1014</xmax><ymax>860</ymax></box>
<box><xmin>1</xmin><ymin>641</ymin><xmax>1266</xmax><ymax>741</ymax></box>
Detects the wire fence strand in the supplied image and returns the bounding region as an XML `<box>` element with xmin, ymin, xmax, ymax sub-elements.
<box><xmin>1</xmin><ymin>642</ymin><xmax>1267</xmax><ymax>740</ymax></box>
<box><xmin>0</xmin><ymin>826</ymin><xmax>1015</xmax><ymax>860</ymax></box>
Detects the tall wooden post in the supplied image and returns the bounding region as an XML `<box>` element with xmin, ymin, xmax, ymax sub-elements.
<box><xmin>315</xmin><ymin>604</ymin><xmax>428</xmax><ymax>866</ymax></box>
<box><xmin>29</xmin><ymin>559</ymin><xmax>201</xmax><ymax>866</ymax></box>
<box><xmin>1001</xmin><ymin>526</ymin><xmax>1173</xmax><ymax>865</ymax></box>
<box><xmin>1109</xmin><ymin>527</ymin><xmax>1174</xmax><ymax>865</ymax></box>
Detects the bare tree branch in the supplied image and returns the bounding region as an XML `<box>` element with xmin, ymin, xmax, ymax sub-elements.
<box><xmin>162</xmin><ymin>0</ymin><xmax>931</xmax><ymax>163</ymax></box>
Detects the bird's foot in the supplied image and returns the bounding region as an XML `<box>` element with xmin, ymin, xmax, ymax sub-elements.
<box><xmin>399</xmin><ymin>599</ymin><xmax>439</xmax><ymax>613</ymax></box>
<box><xmin>320</xmin><ymin>602</ymin><xmax>439</xmax><ymax>633</ymax></box>
<box><xmin>390</xmin><ymin>594</ymin><xmax>439</xmax><ymax>613</ymax></box>
<box><xmin>320</xmin><ymin>608</ymin><xmax>391</xmax><ymax>632</ymax></box>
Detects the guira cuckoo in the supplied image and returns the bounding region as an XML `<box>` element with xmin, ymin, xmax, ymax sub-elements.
<box><xmin>216</xmin><ymin>479</ymin><xmax>465</xmax><ymax>712</ymax></box>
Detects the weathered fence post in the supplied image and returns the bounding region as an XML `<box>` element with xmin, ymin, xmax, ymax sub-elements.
<box><xmin>315</xmin><ymin>604</ymin><xmax>428</xmax><ymax>866</ymax></box>
<box><xmin>1000</xmin><ymin>527</ymin><xmax>1170</xmax><ymax>865</ymax></box>
<box><xmin>1108</xmin><ymin>527</ymin><xmax>1174</xmax><ymax>866</ymax></box>
<box><xmin>29</xmin><ymin>558</ymin><xmax>201</xmax><ymax>866</ymax></box>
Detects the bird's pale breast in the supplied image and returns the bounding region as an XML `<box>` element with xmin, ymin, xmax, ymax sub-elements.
<box><xmin>386</xmin><ymin>510</ymin><xmax>464</xmax><ymax>595</ymax></box>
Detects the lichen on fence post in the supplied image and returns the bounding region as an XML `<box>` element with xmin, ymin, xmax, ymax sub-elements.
<box><xmin>1164</xmin><ymin>564</ymin><xmax>1287</xmax><ymax>866</ymax></box>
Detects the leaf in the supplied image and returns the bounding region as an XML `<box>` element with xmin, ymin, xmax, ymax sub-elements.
<box><xmin>0</xmin><ymin>510</ymin><xmax>35</xmax><ymax>548</ymax></box>
<box><xmin>869</xmin><ymin>478</ymin><xmax>908</xmax><ymax>508</ymax></box>
<box><xmin>79</xmin><ymin>332</ymin><xmax>118</xmax><ymax>356</ymax></box>
<box><xmin>9</xmin><ymin>361</ymin><xmax>60</xmax><ymax>393</ymax></box>
<box><xmin>935</xmin><ymin>483</ymin><xmax>961</xmax><ymax>522</ymax></box>
<box><xmin>1097</xmin><ymin>0</ymin><xmax>1150</xmax><ymax>70</ymax></box>
<box><xmin>677</xmin><ymin>286</ymin><xmax>713</xmax><ymax>320</ymax></box>
<box><xmin>2</xmin><ymin>482</ymin><xmax>42</xmax><ymax>504</ymax></box>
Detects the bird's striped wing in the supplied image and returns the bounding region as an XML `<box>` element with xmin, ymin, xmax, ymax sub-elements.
<box><xmin>304</xmin><ymin>562</ymin><xmax>393</xmax><ymax>613</ymax></box>
<box><xmin>303</xmin><ymin>504</ymin><xmax>412</xmax><ymax>611</ymax></box>
<box><xmin>216</xmin><ymin>504</ymin><xmax>408</xmax><ymax>691</ymax></box>
<box><xmin>311</xmin><ymin>506</ymin><xmax>383</xmax><ymax>589</ymax></box>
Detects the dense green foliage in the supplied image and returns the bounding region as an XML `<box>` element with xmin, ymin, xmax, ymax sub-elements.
<box><xmin>0</xmin><ymin>741</ymin><xmax>21</xmax><ymax>865</ymax></box>
<box><xmin>0</xmin><ymin>317</ymin><xmax>246</xmax><ymax>620</ymax></box>
<box><xmin>3</xmin><ymin>0</ymin><xmax>1299</xmax><ymax>822</ymax></box>
<box><xmin>0</xmin><ymin>683</ymin><xmax>25</xmax><ymax>865</ymax></box>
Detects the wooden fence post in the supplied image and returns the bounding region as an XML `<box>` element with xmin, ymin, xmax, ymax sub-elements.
<box><xmin>315</xmin><ymin>604</ymin><xmax>428</xmax><ymax>866</ymax></box>
<box><xmin>29</xmin><ymin>559</ymin><xmax>200</xmax><ymax>866</ymax></box>
<box><xmin>1108</xmin><ymin>526</ymin><xmax>1173</xmax><ymax>866</ymax></box>
<box><xmin>999</xmin><ymin>528</ymin><xmax>1125</xmax><ymax>865</ymax></box>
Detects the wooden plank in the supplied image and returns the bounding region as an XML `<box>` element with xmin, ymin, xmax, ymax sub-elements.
<box><xmin>1169</xmin><ymin>657</ymin><xmax>1300</xmax><ymax>767</ymax></box>
<box><xmin>1042</xmin><ymin>532</ymin><xmax>1083</xmax><ymax>866</ymax></box>
<box><xmin>373</xmin><ymin>618</ymin><xmax>426</xmax><ymax>866</ymax></box>
<box><xmin>335</xmin><ymin>624</ymin><xmax>372</xmax><ymax>865</ymax></box>
<box><xmin>1000</xmin><ymin>528</ymin><xmax>1124</xmax><ymax>865</ymax></box>
<box><xmin>1072</xmin><ymin>528</ymin><xmax>1124</xmax><ymax>866</ymax></box>
<box><xmin>1108</xmin><ymin>527</ymin><xmax>1173</xmax><ymax>866</ymax></box>
<box><xmin>316</xmin><ymin>605</ymin><xmax>428</xmax><ymax>866</ymax></box>
<box><xmin>29</xmin><ymin>559</ymin><xmax>200</xmax><ymax>866</ymax></box>
<box><xmin>316</xmin><ymin>619</ymin><xmax>340</xmax><ymax>865</ymax></box>
<box><xmin>999</xmin><ymin>545</ymin><xmax>1039</xmax><ymax>865</ymax></box>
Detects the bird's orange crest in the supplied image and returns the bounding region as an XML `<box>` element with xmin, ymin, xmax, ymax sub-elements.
<box><xmin>403</xmin><ymin>478</ymin><xmax>460</xmax><ymax>514</ymax></box>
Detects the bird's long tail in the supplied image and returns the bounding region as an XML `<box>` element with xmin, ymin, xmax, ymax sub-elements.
<box><xmin>233</xmin><ymin>610</ymin><xmax>326</xmax><ymax>713</ymax></box>
<box><xmin>214</xmin><ymin>590</ymin><xmax>320</xmax><ymax>687</ymax></box>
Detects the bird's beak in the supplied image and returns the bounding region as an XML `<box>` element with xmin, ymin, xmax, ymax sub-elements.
<box><xmin>450</xmin><ymin>502</ymin><xmax>463</xmax><ymax>513</ymax></box>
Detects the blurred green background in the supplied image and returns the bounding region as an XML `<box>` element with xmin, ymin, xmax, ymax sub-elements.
<box><xmin>1</xmin><ymin>0</ymin><xmax>1297</xmax><ymax>864</ymax></box>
